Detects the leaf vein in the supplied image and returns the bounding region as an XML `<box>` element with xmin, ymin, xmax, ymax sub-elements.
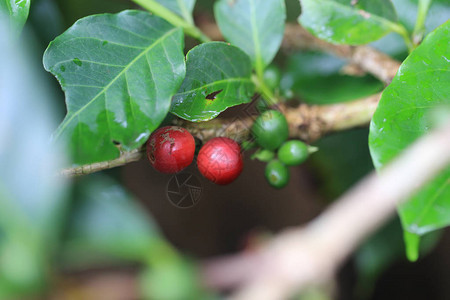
<box><xmin>53</xmin><ymin>27</ymin><xmax>179</xmax><ymax>139</ymax></box>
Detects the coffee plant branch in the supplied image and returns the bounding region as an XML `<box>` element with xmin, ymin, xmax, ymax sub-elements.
<box><xmin>59</xmin><ymin>24</ymin><xmax>401</xmax><ymax>177</ymax></box>
<box><xmin>59</xmin><ymin>92</ymin><xmax>382</xmax><ymax>177</ymax></box>
<box><xmin>201</xmin><ymin>122</ymin><xmax>450</xmax><ymax>300</ymax></box>
<box><xmin>175</xmin><ymin>92</ymin><xmax>382</xmax><ymax>144</ymax></box>
<box><xmin>198</xmin><ymin>20</ymin><xmax>401</xmax><ymax>85</ymax></box>
<box><xmin>59</xmin><ymin>149</ymin><xmax>143</xmax><ymax>177</ymax></box>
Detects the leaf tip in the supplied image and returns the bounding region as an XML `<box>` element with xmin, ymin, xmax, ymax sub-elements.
<box><xmin>404</xmin><ymin>230</ymin><xmax>420</xmax><ymax>262</ymax></box>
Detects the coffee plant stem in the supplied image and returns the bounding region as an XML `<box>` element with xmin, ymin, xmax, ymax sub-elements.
<box><xmin>389</xmin><ymin>22</ymin><xmax>414</xmax><ymax>53</ymax></box>
<box><xmin>132</xmin><ymin>0</ymin><xmax>211</xmax><ymax>43</ymax></box>
<box><xmin>198</xmin><ymin>21</ymin><xmax>401</xmax><ymax>85</ymax></box>
<box><xmin>58</xmin><ymin>24</ymin><xmax>402</xmax><ymax>177</ymax></box>
<box><xmin>252</xmin><ymin>75</ymin><xmax>277</xmax><ymax>105</ymax></box>
<box><xmin>60</xmin><ymin>93</ymin><xmax>382</xmax><ymax>177</ymax></box>
<box><xmin>413</xmin><ymin>0</ymin><xmax>433</xmax><ymax>46</ymax></box>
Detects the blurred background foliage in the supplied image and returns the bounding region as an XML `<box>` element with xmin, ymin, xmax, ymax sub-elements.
<box><xmin>1</xmin><ymin>0</ymin><xmax>449</xmax><ymax>299</ymax></box>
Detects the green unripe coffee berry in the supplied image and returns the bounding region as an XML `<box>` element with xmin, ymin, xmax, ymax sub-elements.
<box><xmin>251</xmin><ymin>110</ymin><xmax>289</xmax><ymax>151</ymax></box>
<box><xmin>265</xmin><ymin>159</ymin><xmax>289</xmax><ymax>189</ymax></box>
<box><xmin>278</xmin><ymin>140</ymin><xmax>310</xmax><ymax>166</ymax></box>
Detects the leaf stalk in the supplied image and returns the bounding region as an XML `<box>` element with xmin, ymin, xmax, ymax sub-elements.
<box><xmin>390</xmin><ymin>22</ymin><xmax>414</xmax><ymax>53</ymax></box>
<box><xmin>412</xmin><ymin>0</ymin><xmax>432</xmax><ymax>47</ymax></box>
<box><xmin>252</xmin><ymin>74</ymin><xmax>277</xmax><ymax>106</ymax></box>
<box><xmin>132</xmin><ymin>0</ymin><xmax>210</xmax><ymax>43</ymax></box>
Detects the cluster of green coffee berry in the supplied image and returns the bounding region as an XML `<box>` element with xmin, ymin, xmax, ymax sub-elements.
<box><xmin>250</xmin><ymin>110</ymin><xmax>317</xmax><ymax>189</ymax></box>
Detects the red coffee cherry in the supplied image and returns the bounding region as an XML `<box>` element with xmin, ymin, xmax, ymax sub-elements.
<box><xmin>197</xmin><ymin>137</ymin><xmax>243</xmax><ymax>185</ymax></box>
<box><xmin>146</xmin><ymin>126</ymin><xmax>195</xmax><ymax>174</ymax></box>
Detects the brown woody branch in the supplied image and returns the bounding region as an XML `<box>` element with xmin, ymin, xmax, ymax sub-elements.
<box><xmin>201</xmin><ymin>122</ymin><xmax>450</xmax><ymax>300</ymax></box>
<box><xmin>59</xmin><ymin>22</ymin><xmax>401</xmax><ymax>177</ymax></box>
<box><xmin>59</xmin><ymin>149</ymin><xmax>144</xmax><ymax>177</ymax></box>
<box><xmin>175</xmin><ymin>92</ymin><xmax>382</xmax><ymax>143</ymax></box>
<box><xmin>281</xmin><ymin>24</ymin><xmax>401</xmax><ymax>84</ymax></box>
<box><xmin>197</xmin><ymin>19</ymin><xmax>401</xmax><ymax>85</ymax></box>
<box><xmin>60</xmin><ymin>93</ymin><xmax>382</xmax><ymax>177</ymax></box>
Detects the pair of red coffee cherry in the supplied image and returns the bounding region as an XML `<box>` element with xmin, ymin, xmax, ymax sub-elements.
<box><xmin>146</xmin><ymin>126</ymin><xmax>243</xmax><ymax>185</ymax></box>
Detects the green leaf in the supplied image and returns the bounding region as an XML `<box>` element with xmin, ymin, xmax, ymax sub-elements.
<box><xmin>299</xmin><ymin>0</ymin><xmax>400</xmax><ymax>45</ymax></box>
<box><xmin>0</xmin><ymin>0</ymin><xmax>30</xmax><ymax>33</ymax></box>
<box><xmin>62</xmin><ymin>174</ymin><xmax>160</xmax><ymax>266</ymax></box>
<box><xmin>154</xmin><ymin>0</ymin><xmax>196</xmax><ymax>22</ymax></box>
<box><xmin>281</xmin><ymin>51</ymin><xmax>383</xmax><ymax>104</ymax></box>
<box><xmin>214</xmin><ymin>0</ymin><xmax>286</xmax><ymax>74</ymax></box>
<box><xmin>170</xmin><ymin>42</ymin><xmax>255</xmax><ymax>121</ymax></box>
<box><xmin>403</xmin><ymin>230</ymin><xmax>420</xmax><ymax>262</ymax></box>
<box><xmin>43</xmin><ymin>10</ymin><xmax>186</xmax><ymax>165</ymax></box>
<box><xmin>369</xmin><ymin>22</ymin><xmax>450</xmax><ymax>255</ymax></box>
<box><xmin>0</xmin><ymin>18</ymin><xmax>68</xmax><ymax>296</ymax></box>
<box><xmin>0</xmin><ymin>18</ymin><xmax>68</xmax><ymax>243</ymax></box>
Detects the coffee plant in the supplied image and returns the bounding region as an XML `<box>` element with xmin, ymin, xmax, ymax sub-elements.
<box><xmin>0</xmin><ymin>0</ymin><xmax>448</xmax><ymax>298</ymax></box>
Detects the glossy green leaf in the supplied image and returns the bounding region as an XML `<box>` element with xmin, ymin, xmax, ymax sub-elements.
<box><xmin>63</xmin><ymin>175</ymin><xmax>160</xmax><ymax>265</ymax></box>
<box><xmin>299</xmin><ymin>0</ymin><xmax>399</xmax><ymax>45</ymax></box>
<box><xmin>0</xmin><ymin>0</ymin><xmax>30</xmax><ymax>32</ymax></box>
<box><xmin>154</xmin><ymin>0</ymin><xmax>196</xmax><ymax>22</ymax></box>
<box><xmin>369</xmin><ymin>22</ymin><xmax>450</xmax><ymax>254</ymax></box>
<box><xmin>170</xmin><ymin>42</ymin><xmax>255</xmax><ymax>121</ymax></box>
<box><xmin>43</xmin><ymin>10</ymin><xmax>186</xmax><ymax>165</ymax></box>
<box><xmin>214</xmin><ymin>0</ymin><xmax>286</xmax><ymax>73</ymax></box>
<box><xmin>281</xmin><ymin>51</ymin><xmax>383</xmax><ymax>104</ymax></box>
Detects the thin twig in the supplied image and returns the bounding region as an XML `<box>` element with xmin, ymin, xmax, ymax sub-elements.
<box><xmin>197</xmin><ymin>20</ymin><xmax>401</xmax><ymax>84</ymax></box>
<box><xmin>59</xmin><ymin>149</ymin><xmax>144</xmax><ymax>177</ymax></box>
<box><xmin>177</xmin><ymin>92</ymin><xmax>383</xmax><ymax>143</ymax></box>
<box><xmin>281</xmin><ymin>24</ymin><xmax>401</xmax><ymax>84</ymax></box>
<box><xmin>61</xmin><ymin>93</ymin><xmax>382</xmax><ymax>177</ymax></box>
<box><xmin>201</xmin><ymin>122</ymin><xmax>450</xmax><ymax>300</ymax></box>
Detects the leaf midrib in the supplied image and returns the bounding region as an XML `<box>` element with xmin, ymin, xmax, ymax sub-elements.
<box><xmin>249</xmin><ymin>0</ymin><xmax>264</xmax><ymax>74</ymax></box>
<box><xmin>53</xmin><ymin>27</ymin><xmax>179</xmax><ymax>140</ymax></box>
